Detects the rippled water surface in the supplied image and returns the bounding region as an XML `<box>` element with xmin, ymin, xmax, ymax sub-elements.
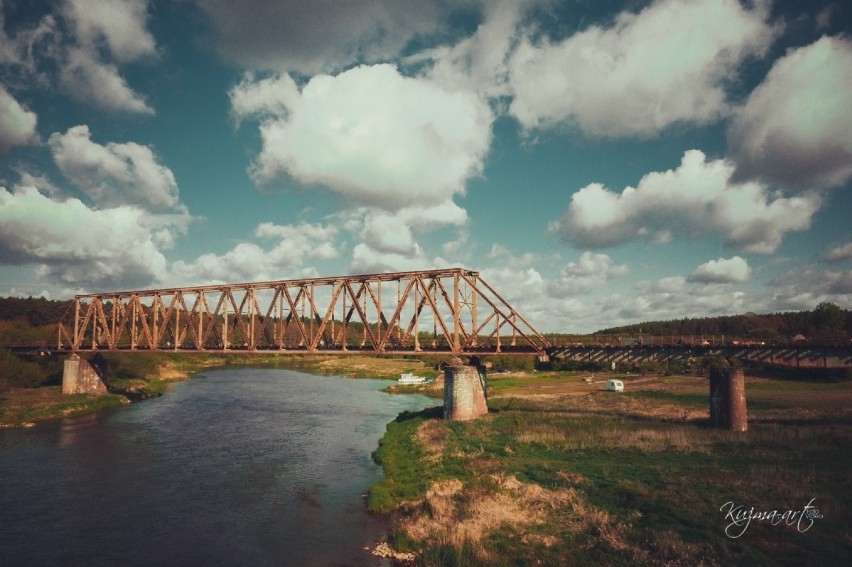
<box><xmin>0</xmin><ymin>368</ymin><xmax>437</xmax><ymax>566</ymax></box>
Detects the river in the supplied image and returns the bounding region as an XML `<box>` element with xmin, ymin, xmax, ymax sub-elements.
<box><xmin>0</xmin><ymin>368</ymin><xmax>438</xmax><ymax>566</ymax></box>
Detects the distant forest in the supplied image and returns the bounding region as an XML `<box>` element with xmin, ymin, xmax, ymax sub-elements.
<box><xmin>0</xmin><ymin>297</ymin><xmax>73</xmax><ymax>389</ymax></box>
<box><xmin>0</xmin><ymin>297</ymin><xmax>72</xmax><ymax>327</ymax></box>
<box><xmin>596</xmin><ymin>302</ymin><xmax>851</xmax><ymax>340</ymax></box>
<box><xmin>0</xmin><ymin>297</ymin><xmax>72</xmax><ymax>348</ymax></box>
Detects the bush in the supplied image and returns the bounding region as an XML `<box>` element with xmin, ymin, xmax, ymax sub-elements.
<box><xmin>540</xmin><ymin>359</ymin><xmax>607</xmax><ymax>372</ymax></box>
<box><xmin>493</xmin><ymin>355</ymin><xmax>535</xmax><ymax>372</ymax></box>
<box><xmin>701</xmin><ymin>355</ymin><xmax>730</xmax><ymax>380</ymax></box>
<box><xmin>0</xmin><ymin>350</ymin><xmax>48</xmax><ymax>390</ymax></box>
<box><xmin>98</xmin><ymin>353</ymin><xmax>160</xmax><ymax>380</ymax></box>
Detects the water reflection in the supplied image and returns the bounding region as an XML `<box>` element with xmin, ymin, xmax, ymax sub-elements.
<box><xmin>56</xmin><ymin>411</ymin><xmax>111</xmax><ymax>447</ymax></box>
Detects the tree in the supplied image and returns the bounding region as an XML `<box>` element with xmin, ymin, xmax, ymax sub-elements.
<box><xmin>813</xmin><ymin>302</ymin><xmax>844</xmax><ymax>333</ymax></box>
<box><xmin>747</xmin><ymin>327</ymin><xmax>780</xmax><ymax>341</ymax></box>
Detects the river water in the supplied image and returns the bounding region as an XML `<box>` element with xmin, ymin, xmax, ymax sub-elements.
<box><xmin>0</xmin><ymin>368</ymin><xmax>438</xmax><ymax>566</ymax></box>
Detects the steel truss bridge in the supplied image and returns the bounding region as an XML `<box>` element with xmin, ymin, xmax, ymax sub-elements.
<box><xmin>57</xmin><ymin>268</ymin><xmax>551</xmax><ymax>356</ymax></box>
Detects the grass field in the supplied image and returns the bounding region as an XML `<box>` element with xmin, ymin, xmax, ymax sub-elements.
<box><xmin>371</xmin><ymin>369</ymin><xmax>852</xmax><ymax>566</ymax></box>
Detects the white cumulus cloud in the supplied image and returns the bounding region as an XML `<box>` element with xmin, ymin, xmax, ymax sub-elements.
<box><xmin>342</xmin><ymin>200</ymin><xmax>467</xmax><ymax>273</ymax></box>
<box><xmin>236</xmin><ymin>64</ymin><xmax>492</xmax><ymax>210</ymax></box>
<box><xmin>0</xmin><ymin>185</ymin><xmax>170</xmax><ymax>288</ymax></box>
<box><xmin>230</xmin><ymin>73</ymin><xmax>299</xmax><ymax>122</ymax></box>
<box><xmin>170</xmin><ymin>221</ymin><xmax>339</xmax><ymax>285</ymax></box>
<box><xmin>552</xmin><ymin>150</ymin><xmax>821</xmax><ymax>254</ymax></box>
<box><xmin>825</xmin><ymin>242</ymin><xmax>852</xmax><ymax>262</ymax></box>
<box><xmin>602</xmin><ymin>276</ymin><xmax>756</xmax><ymax>329</ymax></box>
<box><xmin>424</xmin><ymin>0</ymin><xmax>525</xmax><ymax>98</ymax></box>
<box><xmin>770</xmin><ymin>267</ymin><xmax>852</xmax><ymax>310</ymax></box>
<box><xmin>0</xmin><ymin>5</ymin><xmax>58</xmax><ymax>79</ymax></box>
<box><xmin>59</xmin><ymin>46</ymin><xmax>154</xmax><ymax>115</ymax></box>
<box><xmin>360</xmin><ymin>200</ymin><xmax>467</xmax><ymax>256</ymax></box>
<box><xmin>62</xmin><ymin>0</ymin><xmax>156</xmax><ymax>62</ymax></box>
<box><xmin>728</xmin><ymin>36</ymin><xmax>852</xmax><ymax>190</ymax></box>
<box><xmin>350</xmin><ymin>243</ymin><xmax>436</xmax><ymax>275</ymax></box>
<box><xmin>49</xmin><ymin>125</ymin><xmax>180</xmax><ymax>210</ymax></box>
<box><xmin>0</xmin><ymin>85</ymin><xmax>38</xmax><ymax>151</ymax></box>
<box><xmin>688</xmin><ymin>256</ymin><xmax>752</xmax><ymax>283</ymax></box>
<box><xmin>55</xmin><ymin>0</ymin><xmax>156</xmax><ymax>114</ymax></box>
<box><xmin>547</xmin><ymin>252</ymin><xmax>629</xmax><ymax>296</ymax></box>
<box><xmin>1</xmin><ymin>0</ymin><xmax>155</xmax><ymax>114</ymax></box>
<box><xmin>508</xmin><ymin>0</ymin><xmax>776</xmax><ymax>137</ymax></box>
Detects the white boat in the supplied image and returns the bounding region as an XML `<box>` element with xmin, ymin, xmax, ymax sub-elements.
<box><xmin>398</xmin><ymin>373</ymin><xmax>429</xmax><ymax>384</ymax></box>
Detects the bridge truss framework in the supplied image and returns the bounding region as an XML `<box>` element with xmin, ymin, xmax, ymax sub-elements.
<box><xmin>57</xmin><ymin>268</ymin><xmax>551</xmax><ymax>356</ymax></box>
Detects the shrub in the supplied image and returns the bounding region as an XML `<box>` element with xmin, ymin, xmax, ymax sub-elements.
<box><xmin>0</xmin><ymin>350</ymin><xmax>47</xmax><ymax>390</ymax></box>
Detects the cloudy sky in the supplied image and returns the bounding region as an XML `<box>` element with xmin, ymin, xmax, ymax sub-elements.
<box><xmin>1</xmin><ymin>0</ymin><xmax>850</xmax><ymax>333</ymax></box>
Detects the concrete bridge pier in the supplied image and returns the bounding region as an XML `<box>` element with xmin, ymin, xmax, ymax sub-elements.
<box><xmin>62</xmin><ymin>354</ymin><xmax>108</xmax><ymax>396</ymax></box>
<box><xmin>709</xmin><ymin>367</ymin><xmax>747</xmax><ymax>431</ymax></box>
<box><xmin>444</xmin><ymin>360</ymin><xmax>488</xmax><ymax>421</ymax></box>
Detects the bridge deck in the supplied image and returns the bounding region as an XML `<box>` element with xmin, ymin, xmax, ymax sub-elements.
<box><xmin>547</xmin><ymin>344</ymin><xmax>852</xmax><ymax>369</ymax></box>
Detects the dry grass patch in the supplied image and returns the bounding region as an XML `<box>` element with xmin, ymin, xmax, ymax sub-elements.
<box><xmin>154</xmin><ymin>361</ymin><xmax>191</xmax><ymax>382</ymax></box>
<box><xmin>514</xmin><ymin>420</ymin><xmax>714</xmax><ymax>454</ymax></box>
<box><xmin>414</xmin><ymin>418</ymin><xmax>449</xmax><ymax>464</ymax></box>
<box><xmin>399</xmin><ymin>473</ymin><xmax>638</xmax><ymax>561</ymax></box>
<box><xmin>315</xmin><ymin>355</ymin><xmax>432</xmax><ymax>379</ymax></box>
<box><xmin>646</xmin><ymin>529</ymin><xmax>717</xmax><ymax>566</ymax></box>
<box><xmin>404</xmin><ymin>476</ymin><xmax>546</xmax><ymax>554</ymax></box>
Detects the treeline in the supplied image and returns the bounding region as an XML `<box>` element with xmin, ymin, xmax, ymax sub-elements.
<box><xmin>597</xmin><ymin>302</ymin><xmax>851</xmax><ymax>340</ymax></box>
<box><xmin>0</xmin><ymin>297</ymin><xmax>71</xmax><ymax>390</ymax></box>
<box><xmin>0</xmin><ymin>297</ymin><xmax>72</xmax><ymax>326</ymax></box>
<box><xmin>0</xmin><ymin>296</ymin><xmax>72</xmax><ymax>345</ymax></box>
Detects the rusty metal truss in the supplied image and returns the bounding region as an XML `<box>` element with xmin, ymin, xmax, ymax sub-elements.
<box><xmin>57</xmin><ymin>268</ymin><xmax>551</xmax><ymax>355</ymax></box>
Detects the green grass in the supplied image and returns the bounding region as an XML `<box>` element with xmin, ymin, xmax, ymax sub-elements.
<box><xmin>486</xmin><ymin>371</ymin><xmax>580</xmax><ymax>393</ymax></box>
<box><xmin>0</xmin><ymin>390</ymin><xmax>127</xmax><ymax>426</ymax></box>
<box><xmin>368</xmin><ymin>406</ymin><xmax>445</xmax><ymax>512</ymax></box>
<box><xmin>627</xmin><ymin>390</ymin><xmax>785</xmax><ymax>410</ymax></box>
<box><xmin>373</xmin><ymin>387</ymin><xmax>852</xmax><ymax>565</ymax></box>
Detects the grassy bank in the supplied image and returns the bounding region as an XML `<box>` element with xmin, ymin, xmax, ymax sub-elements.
<box><xmin>0</xmin><ymin>387</ymin><xmax>129</xmax><ymax>428</ymax></box>
<box><xmin>371</xmin><ymin>370</ymin><xmax>852</xmax><ymax>565</ymax></box>
<box><xmin>1</xmin><ymin>352</ymin><xmax>247</xmax><ymax>427</ymax></box>
<box><xmin>0</xmin><ymin>352</ymin><xmax>445</xmax><ymax>427</ymax></box>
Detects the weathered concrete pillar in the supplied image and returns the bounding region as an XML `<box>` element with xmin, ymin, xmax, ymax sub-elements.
<box><xmin>444</xmin><ymin>363</ymin><xmax>488</xmax><ymax>421</ymax></box>
<box><xmin>727</xmin><ymin>368</ymin><xmax>747</xmax><ymax>432</ymax></box>
<box><xmin>709</xmin><ymin>367</ymin><xmax>747</xmax><ymax>431</ymax></box>
<box><xmin>62</xmin><ymin>354</ymin><xmax>80</xmax><ymax>394</ymax></box>
<box><xmin>62</xmin><ymin>354</ymin><xmax>108</xmax><ymax>396</ymax></box>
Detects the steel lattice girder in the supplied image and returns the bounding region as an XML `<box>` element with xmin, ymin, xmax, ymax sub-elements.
<box><xmin>57</xmin><ymin>268</ymin><xmax>551</xmax><ymax>355</ymax></box>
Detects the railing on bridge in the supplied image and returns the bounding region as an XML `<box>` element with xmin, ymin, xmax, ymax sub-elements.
<box><xmin>57</xmin><ymin>268</ymin><xmax>551</xmax><ymax>355</ymax></box>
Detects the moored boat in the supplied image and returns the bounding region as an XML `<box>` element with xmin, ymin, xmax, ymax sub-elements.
<box><xmin>398</xmin><ymin>373</ymin><xmax>429</xmax><ymax>384</ymax></box>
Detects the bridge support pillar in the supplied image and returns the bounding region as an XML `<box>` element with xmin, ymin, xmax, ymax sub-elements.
<box><xmin>709</xmin><ymin>367</ymin><xmax>747</xmax><ymax>431</ymax></box>
<box><xmin>443</xmin><ymin>361</ymin><xmax>488</xmax><ymax>421</ymax></box>
<box><xmin>62</xmin><ymin>354</ymin><xmax>108</xmax><ymax>396</ymax></box>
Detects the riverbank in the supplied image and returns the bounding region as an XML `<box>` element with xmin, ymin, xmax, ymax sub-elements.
<box><xmin>0</xmin><ymin>352</ymin><xmax>442</xmax><ymax>428</ymax></box>
<box><xmin>1</xmin><ymin>353</ymin><xmax>199</xmax><ymax>428</ymax></box>
<box><xmin>370</xmin><ymin>370</ymin><xmax>852</xmax><ymax>565</ymax></box>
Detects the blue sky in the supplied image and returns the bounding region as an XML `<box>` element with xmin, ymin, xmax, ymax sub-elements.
<box><xmin>1</xmin><ymin>0</ymin><xmax>850</xmax><ymax>333</ymax></box>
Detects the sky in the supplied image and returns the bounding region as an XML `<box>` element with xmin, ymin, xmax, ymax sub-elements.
<box><xmin>0</xmin><ymin>0</ymin><xmax>850</xmax><ymax>334</ymax></box>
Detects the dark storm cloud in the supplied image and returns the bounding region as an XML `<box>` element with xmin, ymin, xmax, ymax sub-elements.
<box><xmin>195</xmin><ymin>0</ymin><xmax>473</xmax><ymax>74</ymax></box>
